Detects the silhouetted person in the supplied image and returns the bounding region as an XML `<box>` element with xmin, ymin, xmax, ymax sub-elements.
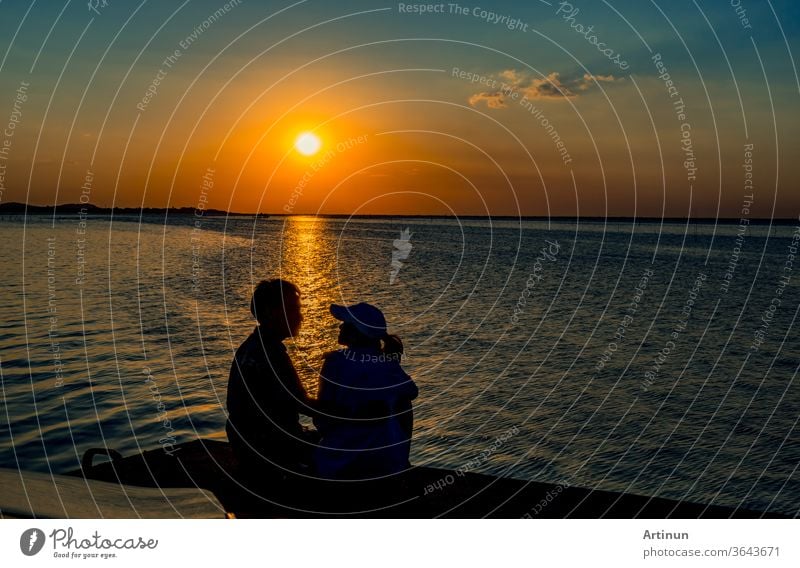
<box><xmin>225</xmin><ymin>279</ymin><xmax>318</xmax><ymax>480</ymax></box>
<box><xmin>314</xmin><ymin>303</ymin><xmax>417</xmax><ymax>479</ymax></box>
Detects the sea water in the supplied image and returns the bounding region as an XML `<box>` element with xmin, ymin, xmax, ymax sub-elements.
<box><xmin>0</xmin><ymin>214</ymin><xmax>798</xmax><ymax>515</ymax></box>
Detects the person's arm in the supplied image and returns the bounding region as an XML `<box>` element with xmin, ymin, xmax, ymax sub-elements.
<box><xmin>227</xmin><ymin>341</ymin><xmax>271</xmax><ymax>444</ymax></box>
<box><xmin>312</xmin><ymin>354</ymin><xmax>341</xmax><ymax>430</ymax></box>
<box><xmin>271</xmin><ymin>347</ymin><xmax>323</xmax><ymax>419</ymax></box>
<box><xmin>394</xmin><ymin>368</ymin><xmax>418</xmax><ymax>402</ymax></box>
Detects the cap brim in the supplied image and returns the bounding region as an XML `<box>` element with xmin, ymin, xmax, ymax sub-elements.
<box><xmin>330</xmin><ymin>302</ymin><xmax>387</xmax><ymax>338</ymax></box>
<box><xmin>330</xmin><ymin>304</ymin><xmax>351</xmax><ymax>322</ymax></box>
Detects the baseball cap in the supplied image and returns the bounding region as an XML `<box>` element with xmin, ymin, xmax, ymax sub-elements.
<box><xmin>330</xmin><ymin>302</ymin><xmax>387</xmax><ymax>339</ymax></box>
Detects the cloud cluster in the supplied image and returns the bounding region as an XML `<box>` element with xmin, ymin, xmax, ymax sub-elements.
<box><xmin>469</xmin><ymin>70</ymin><xmax>622</xmax><ymax>109</ymax></box>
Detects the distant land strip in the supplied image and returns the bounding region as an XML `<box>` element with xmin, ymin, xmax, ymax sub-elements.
<box><xmin>0</xmin><ymin>202</ymin><xmax>798</xmax><ymax>224</ymax></box>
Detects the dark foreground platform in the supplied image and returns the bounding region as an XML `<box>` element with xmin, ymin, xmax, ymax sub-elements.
<box><xmin>69</xmin><ymin>439</ymin><xmax>781</xmax><ymax>519</ymax></box>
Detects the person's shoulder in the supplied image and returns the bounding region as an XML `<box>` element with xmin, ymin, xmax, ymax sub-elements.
<box><xmin>395</xmin><ymin>365</ymin><xmax>414</xmax><ymax>384</ymax></box>
<box><xmin>367</xmin><ymin>358</ymin><xmax>409</xmax><ymax>382</ymax></box>
<box><xmin>233</xmin><ymin>330</ymin><xmax>258</xmax><ymax>359</ymax></box>
<box><xmin>236</xmin><ymin>328</ymin><xmax>283</xmax><ymax>368</ymax></box>
<box><xmin>384</xmin><ymin>360</ymin><xmax>415</xmax><ymax>386</ymax></box>
<box><xmin>322</xmin><ymin>349</ymin><xmax>351</xmax><ymax>367</ymax></box>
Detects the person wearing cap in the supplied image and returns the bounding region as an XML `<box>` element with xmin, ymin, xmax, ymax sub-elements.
<box><xmin>225</xmin><ymin>279</ymin><xmax>319</xmax><ymax>479</ymax></box>
<box><xmin>313</xmin><ymin>302</ymin><xmax>418</xmax><ymax>479</ymax></box>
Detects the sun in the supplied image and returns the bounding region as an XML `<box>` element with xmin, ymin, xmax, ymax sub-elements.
<box><xmin>294</xmin><ymin>132</ymin><xmax>321</xmax><ymax>156</ymax></box>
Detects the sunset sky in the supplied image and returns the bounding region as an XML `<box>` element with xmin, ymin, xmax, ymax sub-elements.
<box><xmin>0</xmin><ymin>0</ymin><xmax>798</xmax><ymax>217</ymax></box>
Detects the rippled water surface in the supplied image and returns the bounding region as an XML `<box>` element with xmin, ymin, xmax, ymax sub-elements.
<box><xmin>1</xmin><ymin>215</ymin><xmax>798</xmax><ymax>515</ymax></box>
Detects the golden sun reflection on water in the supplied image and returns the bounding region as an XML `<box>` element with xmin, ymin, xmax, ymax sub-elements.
<box><xmin>278</xmin><ymin>216</ymin><xmax>341</xmax><ymax>397</ymax></box>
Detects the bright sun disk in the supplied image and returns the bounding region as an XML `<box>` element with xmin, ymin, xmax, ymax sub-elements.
<box><xmin>295</xmin><ymin>132</ymin><xmax>321</xmax><ymax>156</ymax></box>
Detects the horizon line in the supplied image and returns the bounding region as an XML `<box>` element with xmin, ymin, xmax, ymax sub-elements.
<box><xmin>1</xmin><ymin>202</ymin><xmax>798</xmax><ymax>223</ymax></box>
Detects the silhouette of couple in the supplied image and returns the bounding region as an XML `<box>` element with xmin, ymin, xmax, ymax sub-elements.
<box><xmin>225</xmin><ymin>279</ymin><xmax>417</xmax><ymax>482</ymax></box>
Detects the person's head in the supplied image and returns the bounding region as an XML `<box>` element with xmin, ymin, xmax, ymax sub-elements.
<box><xmin>330</xmin><ymin>303</ymin><xmax>403</xmax><ymax>355</ymax></box>
<box><xmin>250</xmin><ymin>279</ymin><xmax>302</xmax><ymax>338</ymax></box>
<box><xmin>336</xmin><ymin>321</ymin><xmax>379</xmax><ymax>349</ymax></box>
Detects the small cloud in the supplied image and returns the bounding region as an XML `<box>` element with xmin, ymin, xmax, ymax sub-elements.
<box><xmin>468</xmin><ymin>91</ymin><xmax>507</xmax><ymax>108</ymax></box>
<box><xmin>468</xmin><ymin>69</ymin><xmax>623</xmax><ymax>107</ymax></box>
<box><xmin>499</xmin><ymin>69</ymin><xmax>522</xmax><ymax>83</ymax></box>
<box><xmin>591</xmin><ymin>73</ymin><xmax>618</xmax><ymax>83</ymax></box>
<box><xmin>576</xmin><ymin>73</ymin><xmax>620</xmax><ymax>91</ymax></box>
<box><xmin>521</xmin><ymin>72</ymin><xmax>575</xmax><ymax>99</ymax></box>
